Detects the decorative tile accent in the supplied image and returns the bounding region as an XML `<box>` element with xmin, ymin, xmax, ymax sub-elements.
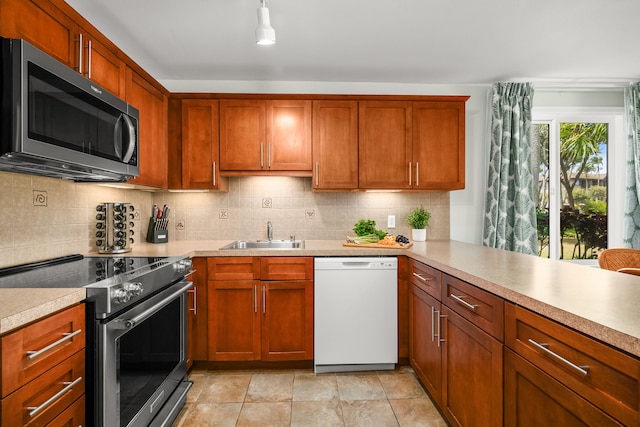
<box><xmin>33</xmin><ymin>190</ymin><xmax>47</xmax><ymax>207</ymax></box>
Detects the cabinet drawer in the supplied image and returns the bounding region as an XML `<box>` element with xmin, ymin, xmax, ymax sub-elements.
<box><xmin>408</xmin><ymin>259</ymin><xmax>441</xmax><ymax>299</ymax></box>
<box><xmin>208</xmin><ymin>257</ymin><xmax>260</xmax><ymax>280</ymax></box>
<box><xmin>505</xmin><ymin>303</ymin><xmax>640</xmax><ymax>426</ymax></box>
<box><xmin>1</xmin><ymin>349</ymin><xmax>85</xmax><ymax>427</ymax></box>
<box><xmin>1</xmin><ymin>304</ymin><xmax>85</xmax><ymax>398</ymax></box>
<box><xmin>261</xmin><ymin>257</ymin><xmax>313</xmax><ymax>280</ymax></box>
<box><xmin>48</xmin><ymin>395</ymin><xmax>85</xmax><ymax>427</ymax></box>
<box><xmin>441</xmin><ymin>273</ymin><xmax>503</xmax><ymax>341</ymax></box>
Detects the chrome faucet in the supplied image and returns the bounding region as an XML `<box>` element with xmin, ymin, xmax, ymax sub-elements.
<box><xmin>267</xmin><ymin>221</ymin><xmax>273</xmax><ymax>241</ymax></box>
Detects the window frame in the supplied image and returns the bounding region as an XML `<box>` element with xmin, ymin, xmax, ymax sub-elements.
<box><xmin>532</xmin><ymin>107</ymin><xmax>625</xmax><ymax>263</ymax></box>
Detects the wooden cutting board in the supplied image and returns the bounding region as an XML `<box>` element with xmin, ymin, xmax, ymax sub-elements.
<box><xmin>343</xmin><ymin>242</ymin><xmax>413</xmax><ymax>249</ymax></box>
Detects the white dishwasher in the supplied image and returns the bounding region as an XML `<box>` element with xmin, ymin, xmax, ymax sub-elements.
<box><xmin>314</xmin><ymin>257</ymin><xmax>398</xmax><ymax>373</ymax></box>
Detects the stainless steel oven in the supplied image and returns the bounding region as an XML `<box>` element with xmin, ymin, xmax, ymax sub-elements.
<box><xmin>97</xmin><ymin>279</ymin><xmax>192</xmax><ymax>427</ymax></box>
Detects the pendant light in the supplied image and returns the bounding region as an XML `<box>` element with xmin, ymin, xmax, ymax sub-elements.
<box><xmin>256</xmin><ymin>0</ymin><xmax>276</xmax><ymax>45</ymax></box>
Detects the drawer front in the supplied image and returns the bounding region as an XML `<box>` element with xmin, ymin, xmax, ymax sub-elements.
<box><xmin>1</xmin><ymin>304</ymin><xmax>85</xmax><ymax>398</ymax></box>
<box><xmin>441</xmin><ymin>273</ymin><xmax>503</xmax><ymax>341</ymax></box>
<box><xmin>408</xmin><ymin>259</ymin><xmax>441</xmax><ymax>299</ymax></box>
<box><xmin>261</xmin><ymin>257</ymin><xmax>313</xmax><ymax>280</ymax></box>
<box><xmin>505</xmin><ymin>303</ymin><xmax>640</xmax><ymax>427</ymax></box>
<box><xmin>48</xmin><ymin>395</ymin><xmax>85</xmax><ymax>427</ymax></box>
<box><xmin>1</xmin><ymin>349</ymin><xmax>85</xmax><ymax>427</ymax></box>
<box><xmin>208</xmin><ymin>257</ymin><xmax>260</xmax><ymax>280</ymax></box>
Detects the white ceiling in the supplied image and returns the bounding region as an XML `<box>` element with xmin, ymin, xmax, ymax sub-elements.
<box><xmin>64</xmin><ymin>0</ymin><xmax>640</xmax><ymax>92</ymax></box>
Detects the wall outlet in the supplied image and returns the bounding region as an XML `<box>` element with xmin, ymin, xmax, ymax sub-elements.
<box><xmin>388</xmin><ymin>215</ymin><xmax>396</xmax><ymax>228</ymax></box>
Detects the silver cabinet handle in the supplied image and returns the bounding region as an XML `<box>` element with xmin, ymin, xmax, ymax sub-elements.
<box><xmin>27</xmin><ymin>329</ymin><xmax>82</xmax><ymax>360</ymax></box>
<box><xmin>187</xmin><ymin>287</ymin><xmax>197</xmax><ymax>315</ymax></box>
<box><xmin>254</xmin><ymin>285</ymin><xmax>258</xmax><ymax>313</ymax></box>
<box><xmin>408</xmin><ymin>162</ymin><xmax>412</xmax><ymax>186</ymax></box>
<box><xmin>75</xmin><ymin>33</ymin><xmax>83</xmax><ymax>74</ymax></box>
<box><xmin>27</xmin><ymin>376</ymin><xmax>82</xmax><ymax>417</ymax></box>
<box><xmin>412</xmin><ymin>272</ymin><xmax>430</xmax><ymax>282</ymax></box>
<box><xmin>87</xmin><ymin>39</ymin><xmax>92</xmax><ymax>79</ymax></box>
<box><xmin>528</xmin><ymin>339</ymin><xmax>590</xmax><ymax>376</ymax></box>
<box><xmin>450</xmin><ymin>293</ymin><xmax>478</xmax><ymax>312</ymax></box>
<box><xmin>315</xmin><ymin>162</ymin><xmax>319</xmax><ymax>187</ymax></box>
<box><xmin>267</xmin><ymin>143</ymin><xmax>271</xmax><ymax>168</ymax></box>
<box><xmin>262</xmin><ymin>285</ymin><xmax>266</xmax><ymax>314</ymax></box>
<box><xmin>260</xmin><ymin>143</ymin><xmax>264</xmax><ymax>168</ymax></box>
<box><xmin>431</xmin><ymin>306</ymin><xmax>436</xmax><ymax>342</ymax></box>
<box><xmin>435</xmin><ymin>310</ymin><xmax>445</xmax><ymax>347</ymax></box>
<box><xmin>212</xmin><ymin>161</ymin><xmax>216</xmax><ymax>186</ymax></box>
<box><xmin>415</xmin><ymin>162</ymin><xmax>420</xmax><ymax>187</ymax></box>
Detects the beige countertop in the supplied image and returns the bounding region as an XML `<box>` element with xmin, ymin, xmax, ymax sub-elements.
<box><xmin>0</xmin><ymin>288</ymin><xmax>86</xmax><ymax>334</ymax></box>
<box><xmin>3</xmin><ymin>239</ymin><xmax>639</xmax><ymax>360</ymax></box>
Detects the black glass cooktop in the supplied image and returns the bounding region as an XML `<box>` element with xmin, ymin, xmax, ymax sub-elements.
<box><xmin>0</xmin><ymin>255</ymin><xmax>172</xmax><ymax>289</ymax></box>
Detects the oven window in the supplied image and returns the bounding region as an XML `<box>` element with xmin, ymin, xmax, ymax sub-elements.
<box><xmin>117</xmin><ymin>297</ymin><xmax>182</xmax><ymax>426</ymax></box>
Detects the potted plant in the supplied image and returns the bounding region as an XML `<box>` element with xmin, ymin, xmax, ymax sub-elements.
<box><xmin>407</xmin><ymin>205</ymin><xmax>431</xmax><ymax>242</ymax></box>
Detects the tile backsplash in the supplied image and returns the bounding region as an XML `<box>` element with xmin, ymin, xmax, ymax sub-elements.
<box><xmin>153</xmin><ymin>177</ymin><xmax>450</xmax><ymax>242</ymax></box>
<box><xmin>0</xmin><ymin>172</ymin><xmax>449</xmax><ymax>268</ymax></box>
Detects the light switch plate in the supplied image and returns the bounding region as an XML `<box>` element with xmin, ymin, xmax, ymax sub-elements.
<box><xmin>388</xmin><ymin>215</ymin><xmax>396</xmax><ymax>228</ymax></box>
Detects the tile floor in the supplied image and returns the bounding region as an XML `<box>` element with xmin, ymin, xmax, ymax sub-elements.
<box><xmin>173</xmin><ymin>366</ymin><xmax>448</xmax><ymax>426</ymax></box>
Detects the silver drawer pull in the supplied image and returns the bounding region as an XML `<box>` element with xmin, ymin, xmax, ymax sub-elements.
<box><xmin>27</xmin><ymin>376</ymin><xmax>82</xmax><ymax>417</ymax></box>
<box><xmin>412</xmin><ymin>272</ymin><xmax>430</xmax><ymax>282</ymax></box>
<box><xmin>528</xmin><ymin>339</ymin><xmax>590</xmax><ymax>376</ymax></box>
<box><xmin>26</xmin><ymin>329</ymin><xmax>82</xmax><ymax>360</ymax></box>
<box><xmin>449</xmin><ymin>294</ymin><xmax>478</xmax><ymax>311</ymax></box>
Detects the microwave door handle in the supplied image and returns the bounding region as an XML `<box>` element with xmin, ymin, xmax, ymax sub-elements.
<box><xmin>121</xmin><ymin>114</ymin><xmax>136</xmax><ymax>163</ymax></box>
<box><xmin>113</xmin><ymin>113</ymin><xmax>124</xmax><ymax>160</ymax></box>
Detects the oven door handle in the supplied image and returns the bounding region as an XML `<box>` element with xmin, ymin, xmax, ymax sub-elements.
<box><xmin>115</xmin><ymin>281</ymin><xmax>193</xmax><ymax>329</ymax></box>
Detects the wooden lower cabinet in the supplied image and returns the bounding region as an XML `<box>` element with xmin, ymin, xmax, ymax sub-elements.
<box><xmin>207</xmin><ymin>257</ymin><xmax>313</xmax><ymax>362</ymax></box>
<box><xmin>187</xmin><ymin>258</ymin><xmax>208</xmax><ymax>366</ymax></box>
<box><xmin>441</xmin><ymin>305</ymin><xmax>502</xmax><ymax>427</ymax></box>
<box><xmin>505</xmin><ymin>349</ymin><xmax>623</xmax><ymax>426</ymax></box>
<box><xmin>409</xmin><ymin>283</ymin><xmax>442</xmax><ymax>406</ymax></box>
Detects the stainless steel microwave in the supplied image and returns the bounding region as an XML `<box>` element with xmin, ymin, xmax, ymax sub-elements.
<box><xmin>0</xmin><ymin>38</ymin><xmax>139</xmax><ymax>182</ymax></box>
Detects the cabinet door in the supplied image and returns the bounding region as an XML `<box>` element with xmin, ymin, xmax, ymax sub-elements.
<box><xmin>219</xmin><ymin>100</ymin><xmax>265</xmax><ymax>171</ymax></box>
<box><xmin>505</xmin><ymin>349</ymin><xmax>624</xmax><ymax>427</ymax></box>
<box><xmin>0</xmin><ymin>0</ymin><xmax>78</xmax><ymax>67</ymax></box>
<box><xmin>48</xmin><ymin>395</ymin><xmax>85</xmax><ymax>427</ymax></box>
<box><xmin>409</xmin><ymin>283</ymin><xmax>442</xmax><ymax>406</ymax></box>
<box><xmin>187</xmin><ymin>258</ymin><xmax>208</xmax><ymax>366</ymax></box>
<box><xmin>260</xmin><ymin>257</ymin><xmax>313</xmax><ymax>281</ymax></box>
<box><xmin>126</xmin><ymin>68</ymin><xmax>168</xmax><ymax>188</ymax></box>
<box><xmin>182</xmin><ymin>100</ymin><xmax>224</xmax><ymax>189</ymax></box>
<box><xmin>266</xmin><ymin>100</ymin><xmax>312</xmax><ymax>171</ymax></box>
<box><xmin>79</xmin><ymin>27</ymin><xmax>126</xmax><ymax>98</ymax></box>
<box><xmin>413</xmin><ymin>101</ymin><xmax>465</xmax><ymax>190</ymax></box>
<box><xmin>441</xmin><ymin>305</ymin><xmax>503</xmax><ymax>427</ymax></box>
<box><xmin>207</xmin><ymin>280</ymin><xmax>260</xmax><ymax>361</ymax></box>
<box><xmin>312</xmin><ymin>100</ymin><xmax>359</xmax><ymax>189</ymax></box>
<box><xmin>261</xmin><ymin>280</ymin><xmax>313</xmax><ymax>361</ymax></box>
<box><xmin>359</xmin><ymin>101</ymin><xmax>412</xmax><ymax>189</ymax></box>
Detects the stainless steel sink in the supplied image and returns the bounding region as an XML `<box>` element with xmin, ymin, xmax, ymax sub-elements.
<box><xmin>219</xmin><ymin>240</ymin><xmax>305</xmax><ymax>250</ymax></box>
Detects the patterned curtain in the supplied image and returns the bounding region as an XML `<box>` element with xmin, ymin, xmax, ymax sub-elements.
<box><xmin>483</xmin><ymin>82</ymin><xmax>538</xmax><ymax>254</ymax></box>
<box><xmin>623</xmin><ymin>83</ymin><xmax>640</xmax><ymax>248</ymax></box>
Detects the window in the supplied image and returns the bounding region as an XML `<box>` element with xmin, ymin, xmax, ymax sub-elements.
<box><xmin>532</xmin><ymin>107</ymin><xmax>624</xmax><ymax>263</ymax></box>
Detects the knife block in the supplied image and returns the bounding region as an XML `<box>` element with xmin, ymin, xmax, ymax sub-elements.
<box><xmin>146</xmin><ymin>218</ymin><xmax>169</xmax><ymax>244</ymax></box>
<box><xmin>95</xmin><ymin>202</ymin><xmax>135</xmax><ymax>253</ymax></box>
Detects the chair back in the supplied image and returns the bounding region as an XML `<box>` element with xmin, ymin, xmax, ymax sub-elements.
<box><xmin>598</xmin><ymin>248</ymin><xmax>640</xmax><ymax>271</ymax></box>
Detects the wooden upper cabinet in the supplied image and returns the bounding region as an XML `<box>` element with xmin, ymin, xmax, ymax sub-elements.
<box><xmin>0</xmin><ymin>0</ymin><xmax>78</xmax><ymax>67</ymax></box>
<box><xmin>412</xmin><ymin>101</ymin><xmax>465</xmax><ymax>190</ymax></box>
<box><xmin>126</xmin><ymin>68</ymin><xmax>168</xmax><ymax>188</ymax></box>
<box><xmin>359</xmin><ymin>101</ymin><xmax>412</xmax><ymax>189</ymax></box>
<box><xmin>267</xmin><ymin>100</ymin><xmax>312</xmax><ymax>171</ymax></box>
<box><xmin>77</xmin><ymin>27</ymin><xmax>126</xmax><ymax>98</ymax></box>
<box><xmin>312</xmin><ymin>101</ymin><xmax>359</xmax><ymax>189</ymax></box>
<box><xmin>220</xmin><ymin>99</ymin><xmax>312</xmax><ymax>174</ymax></box>
<box><xmin>181</xmin><ymin>100</ymin><xmax>227</xmax><ymax>190</ymax></box>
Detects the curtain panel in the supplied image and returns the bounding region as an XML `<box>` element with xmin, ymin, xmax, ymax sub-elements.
<box><xmin>623</xmin><ymin>83</ymin><xmax>640</xmax><ymax>248</ymax></box>
<box><xmin>483</xmin><ymin>82</ymin><xmax>538</xmax><ymax>254</ymax></box>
